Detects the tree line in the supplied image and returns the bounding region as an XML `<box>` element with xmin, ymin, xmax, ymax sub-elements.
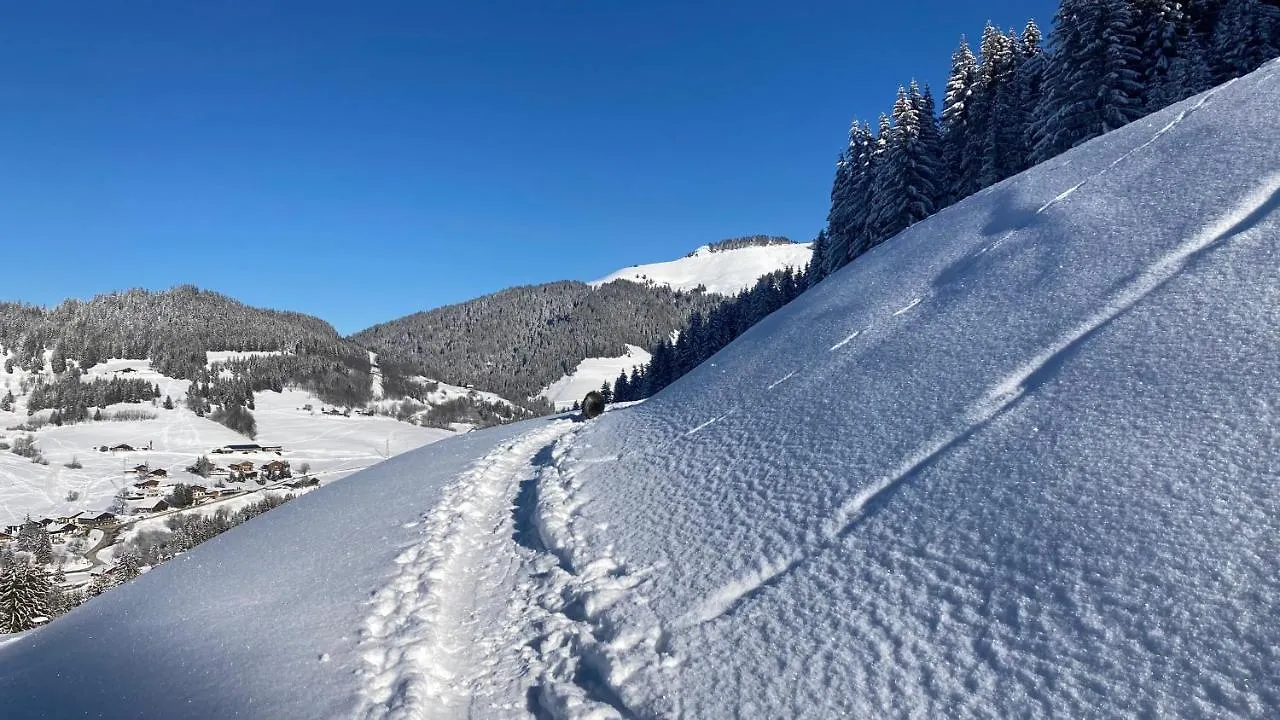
<box><xmin>617</xmin><ymin>0</ymin><xmax>1279</xmax><ymax>403</ymax></box>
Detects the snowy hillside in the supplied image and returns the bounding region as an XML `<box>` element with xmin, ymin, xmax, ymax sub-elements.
<box><xmin>539</xmin><ymin>344</ymin><xmax>651</xmax><ymax>411</ymax></box>
<box><xmin>3</xmin><ymin>62</ymin><xmax>1280</xmax><ymax>718</ymax></box>
<box><xmin>591</xmin><ymin>241</ymin><xmax>812</xmax><ymax>295</ymax></box>
<box><xmin>0</xmin><ymin>356</ymin><xmax>452</xmax><ymax>528</ymax></box>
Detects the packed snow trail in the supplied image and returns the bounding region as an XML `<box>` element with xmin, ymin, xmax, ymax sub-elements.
<box><xmin>357</xmin><ymin>417</ymin><xmax>673</xmax><ymax>719</ymax></box>
<box><xmin>357</xmin><ymin>422</ymin><xmax>576</xmax><ymax>719</ymax></box>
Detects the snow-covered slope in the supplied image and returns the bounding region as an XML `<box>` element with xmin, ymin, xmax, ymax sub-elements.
<box><xmin>539</xmin><ymin>344</ymin><xmax>651</xmax><ymax>410</ymax></box>
<box><xmin>0</xmin><ymin>357</ymin><xmax>451</xmax><ymax>528</ymax></box>
<box><xmin>3</xmin><ymin>63</ymin><xmax>1280</xmax><ymax>718</ymax></box>
<box><xmin>591</xmin><ymin>242</ymin><xmax>812</xmax><ymax>295</ymax></box>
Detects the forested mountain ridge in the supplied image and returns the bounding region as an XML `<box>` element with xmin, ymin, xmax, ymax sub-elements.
<box><xmin>0</xmin><ymin>286</ymin><xmax>375</xmax><ymax>407</ymax></box>
<box><xmin>353</xmin><ymin>279</ymin><xmax>722</xmax><ymax>402</ymax></box>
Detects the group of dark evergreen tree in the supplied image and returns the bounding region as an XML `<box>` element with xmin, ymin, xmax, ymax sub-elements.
<box><xmin>616</xmin><ymin>0</ymin><xmax>1279</xmax><ymax>405</ymax></box>
<box><xmin>0</xmin><ymin>286</ymin><xmax>378</xmax><ymax>399</ymax></box>
<box><xmin>356</xmin><ymin>279</ymin><xmax>721</xmax><ymax>403</ymax></box>
<box><xmin>0</xmin><ymin>524</ymin><xmax>80</xmax><ymax>633</ymax></box>
<box><xmin>611</xmin><ymin>268</ymin><xmax>807</xmax><ymax>401</ymax></box>
<box><xmin>813</xmin><ymin>0</ymin><xmax>1279</xmax><ymax>283</ymax></box>
<box><xmin>24</xmin><ymin>371</ymin><xmax>161</xmax><ymax>424</ymax></box>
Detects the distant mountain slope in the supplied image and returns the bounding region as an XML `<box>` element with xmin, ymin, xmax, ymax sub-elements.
<box><xmin>353</xmin><ymin>280</ymin><xmax>721</xmax><ymax>402</ymax></box>
<box><xmin>591</xmin><ymin>238</ymin><xmax>812</xmax><ymax>295</ymax></box>
<box><xmin>1</xmin><ymin>286</ymin><xmax>342</xmax><ymax>362</ymax></box>
<box><xmin>4</xmin><ymin>61</ymin><xmax>1275</xmax><ymax>718</ymax></box>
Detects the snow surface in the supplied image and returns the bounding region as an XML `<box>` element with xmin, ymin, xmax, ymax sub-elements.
<box><xmin>3</xmin><ymin>63</ymin><xmax>1280</xmax><ymax>718</ymax></box>
<box><xmin>591</xmin><ymin>242</ymin><xmax>812</xmax><ymax>295</ymax></box>
<box><xmin>539</xmin><ymin>345</ymin><xmax>651</xmax><ymax>411</ymax></box>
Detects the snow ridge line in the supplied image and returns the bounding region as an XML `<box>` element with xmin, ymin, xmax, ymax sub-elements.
<box><xmin>355</xmin><ymin>421</ymin><xmax>575</xmax><ymax>720</ymax></box>
<box><xmin>525</xmin><ymin>436</ymin><xmax>676</xmax><ymax>719</ymax></box>
<box><xmin>683</xmin><ymin>171</ymin><xmax>1280</xmax><ymax>629</ymax></box>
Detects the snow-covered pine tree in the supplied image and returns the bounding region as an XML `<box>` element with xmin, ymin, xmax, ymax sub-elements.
<box><xmin>980</xmin><ymin>26</ymin><xmax>1028</xmax><ymax>186</ymax></box>
<box><xmin>1014</xmin><ymin>21</ymin><xmax>1049</xmax><ymax>176</ymax></box>
<box><xmin>1033</xmin><ymin>0</ymin><xmax>1146</xmax><ymax>162</ymax></box>
<box><xmin>807</xmin><ymin>228</ymin><xmax>830</xmax><ymax>285</ymax></box>
<box><xmin>827</xmin><ymin>122</ymin><xmax>876</xmax><ymax>274</ymax></box>
<box><xmin>613</xmin><ymin>370</ymin><xmax>631</xmax><ymax>403</ymax></box>
<box><xmin>1160</xmin><ymin>27</ymin><xmax>1215</xmax><ymax>103</ymax></box>
<box><xmin>16</xmin><ymin>524</ymin><xmax>53</xmax><ymax>567</ymax></box>
<box><xmin>869</xmin><ymin>109</ymin><xmax>907</xmax><ymax>243</ymax></box>
<box><xmin>823</xmin><ymin>144</ymin><xmax>856</xmax><ymax>279</ymax></box>
<box><xmin>1212</xmin><ymin>0</ymin><xmax>1280</xmax><ymax>82</ymax></box>
<box><xmin>1134</xmin><ymin>0</ymin><xmax>1191</xmax><ymax>111</ymax></box>
<box><xmin>907</xmin><ymin>82</ymin><xmax>944</xmax><ymax>224</ymax></box>
<box><xmin>676</xmin><ymin>313</ymin><xmax>705</xmax><ymax>375</ymax></box>
<box><xmin>0</xmin><ymin>554</ymin><xmax>52</xmax><ymax>633</ymax></box>
<box><xmin>941</xmin><ymin>38</ymin><xmax>980</xmax><ymax>204</ymax></box>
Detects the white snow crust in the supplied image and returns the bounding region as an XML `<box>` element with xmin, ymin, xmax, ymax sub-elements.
<box><xmin>2</xmin><ymin>62</ymin><xmax>1279</xmax><ymax>719</ymax></box>
<box><xmin>591</xmin><ymin>243</ymin><xmax>812</xmax><ymax>295</ymax></box>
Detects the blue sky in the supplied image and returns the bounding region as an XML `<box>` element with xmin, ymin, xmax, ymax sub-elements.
<box><xmin>0</xmin><ymin>1</ymin><xmax>1057</xmax><ymax>334</ymax></box>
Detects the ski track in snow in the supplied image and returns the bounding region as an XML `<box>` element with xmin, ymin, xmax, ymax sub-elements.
<box><xmin>892</xmin><ymin>297</ymin><xmax>923</xmax><ymax>316</ymax></box>
<box><xmin>684</xmin><ymin>411</ymin><xmax>733</xmax><ymax>437</ymax></box>
<box><xmin>683</xmin><ymin>168</ymin><xmax>1280</xmax><ymax>630</ymax></box>
<box><xmin>1033</xmin><ymin>80</ymin><xmax>1233</xmax><ymax>217</ymax></box>
<box><xmin>766</xmin><ymin>371</ymin><xmax>797</xmax><ymax>391</ymax></box>
<box><xmin>829</xmin><ymin>329</ymin><xmax>863</xmax><ymax>352</ymax></box>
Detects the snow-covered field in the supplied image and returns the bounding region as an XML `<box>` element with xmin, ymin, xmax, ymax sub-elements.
<box><xmin>0</xmin><ymin>357</ymin><xmax>451</xmax><ymax>528</ymax></box>
<box><xmin>2</xmin><ymin>62</ymin><xmax>1279</xmax><ymax>718</ymax></box>
<box><xmin>591</xmin><ymin>242</ymin><xmax>812</xmax><ymax>295</ymax></box>
<box><xmin>539</xmin><ymin>344</ymin><xmax>651</xmax><ymax>411</ymax></box>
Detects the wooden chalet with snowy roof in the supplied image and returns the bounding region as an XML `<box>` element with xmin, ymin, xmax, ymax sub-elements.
<box><xmin>131</xmin><ymin>499</ymin><xmax>169</xmax><ymax>515</ymax></box>
<box><xmin>76</xmin><ymin>512</ymin><xmax>117</xmax><ymax>528</ymax></box>
<box><xmin>262</xmin><ymin>460</ymin><xmax>291</xmax><ymax>481</ymax></box>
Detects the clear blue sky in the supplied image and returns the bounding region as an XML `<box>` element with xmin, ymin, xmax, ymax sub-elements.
<box><xmin>0</xmin><ymin>1</ymin><xmax>1056</xmax><ymax>334</ymax></box>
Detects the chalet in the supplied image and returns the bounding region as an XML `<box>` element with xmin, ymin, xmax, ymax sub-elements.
<box><xmin>287</xmin><ymin>476</ymin><xmax>319</xmax><ymax>489</ymax></box>
<box><xmin>109</xmin><ymin>444</ymin><xmax>136</xmax><ymax>453</ymax></box>
<box><xmin>134</xmin><ymin>478</ymin><xmax>162</xmax><ymax>490</ymax></box>
<box><xmin>76</xmin><ymin>512</ymin><xmax>117</xmax><ymax>527</ymax></box>
<box><xmin>148</xmin><ymin>468</ymin><xmax>169</xmax><ymax>478</ymax></box>
<box><xmin>229</xmin><ymin>460</ymin><xmax>255</xmax><ymax>473</ymax></box>
<box><xmin>262</xmin><ymin>460</ymin><xmax>291</xmax><ymax>481</ymax></box>
<box><xmin>189</xmin><ymin>485</ymin><xmax>208</xmax><ymax>500</ymax></box>
<box><xmin>128</xmin><ymin>464</ymin><xmax>150</xmax><ymax>475</ymax></box>
<box><xmin>45</xmin><ymin>522</ymin><xmax>79</xmax><ymax>537</ymax></box>
<box><xmin>131</xmin><ymin>499</ymin><xmax>169</xmax><ymax>515</ymax></box>
<box><xmin>56</xmin><ymin>511</ymin><xmax>85</xmax><ymax>525</ymax></box>
<box><xmin>216</xmin><ymin>443</ymin><xmax>264</xmax><ymax>453</ymax></box>
<box><xmin>116</xmin><ymin>367</ymin><xmax>137</xmax><ymax>374</ymax></box>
